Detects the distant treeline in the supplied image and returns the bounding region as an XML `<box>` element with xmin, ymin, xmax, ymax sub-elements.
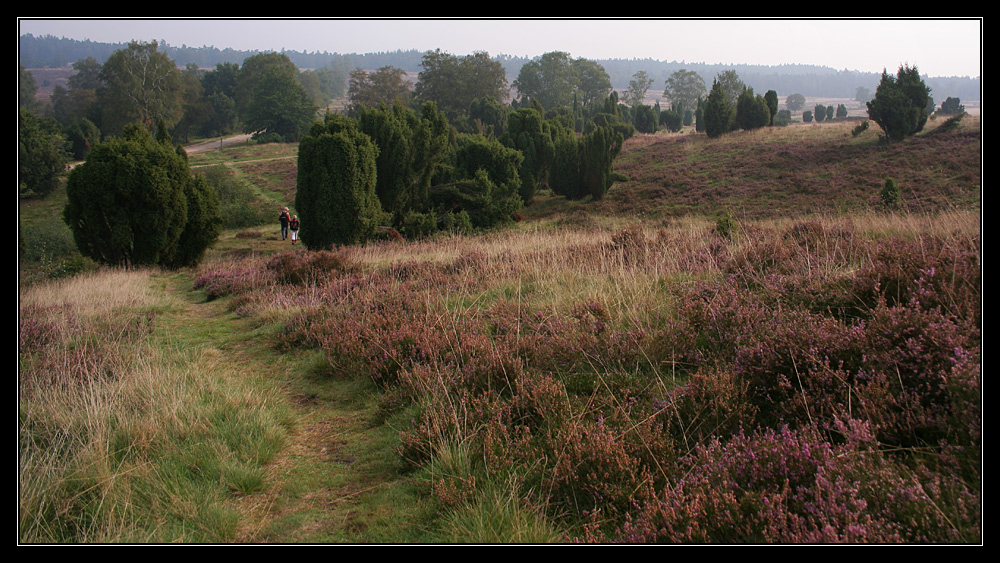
<box><xmin>19</xmin><ymin>33</ymin><xmax>981</xmax><ymax>101</ymax></box>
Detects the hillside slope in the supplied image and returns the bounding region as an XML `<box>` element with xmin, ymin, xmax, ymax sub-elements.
<box><xmin>525</xmin><ymin>115</ymin><xmax>980</xmax><ymax>225</ymax></box>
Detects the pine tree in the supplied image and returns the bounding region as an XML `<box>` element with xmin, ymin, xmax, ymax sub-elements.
<box><xmin>295</xmin><ymin>114</ymin><xmax>383</xmax><ymax>248</ymax></box>
<box><xmin>703</xmin><ymin>79</ymin><xmax>734</xmax><ymax>138</ymax></box>
<box><xmin>866</xmin><ymin>64</ymin><xmax>932</xmax><ymax>142</ymax></box>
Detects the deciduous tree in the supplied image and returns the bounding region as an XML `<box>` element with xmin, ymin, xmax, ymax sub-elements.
<box><xmin>236</xmin><ymin>52</ymin><xmax>316</xmax><ymax>142</ymax></box>
<box><xmin>415</xmin><ymin>50</ymin><xmax>508</xmax><ymax>127</ymax></box>
<box><xmin>623</xmin><ymin>70</ymin><xmax>654</xmax><ymax>107</ymax></box>
<box><xmin>347</xmin><ymin>66</ymin><xmax>412</xmax><ymax>114</ymax></box>
<box><xmin>663</xmin><ymin>69</ymin><xmax>706</xmax><ymax>116</ymax></box>
<box><xmin>19</xmin><ymin>108</ymin><xmax>69</xmax><ymax>198</ymax></box>
<box><xmin>513</xmin><ymin>51</ymin><xmax>578</xmax><ymax>110</ymax></box>
<box><xmin>785</xmin><ymin>93</ymin><xmax>806</xmax><ymax>112</ymax></box>
<box><xmin>573</xmin><ymin>58</ymin><xmax>613</xmax><ymax>108</ymax></box>
<box><xmin>96</xmin><ymin>41</ymin><xmax>184</xmax><ymax>138</ymax></box>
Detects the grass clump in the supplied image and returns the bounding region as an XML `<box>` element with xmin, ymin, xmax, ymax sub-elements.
<box><xmin>19</xmin><ymin>269</ymin><xmax>292</xmax><ymax>543</ymax></box>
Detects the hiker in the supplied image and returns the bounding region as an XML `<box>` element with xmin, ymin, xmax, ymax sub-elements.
<box><xmin>289</xmin><ymin>215</ymin><xmax>300</xmax><ymax>244</ymax></box>
<box><xmin>279</xmin><ymin>207</ymin><xmax>290</xmax><ymax>240</ymax></box>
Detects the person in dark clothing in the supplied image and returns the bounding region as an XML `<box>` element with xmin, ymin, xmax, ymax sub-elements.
<box><xmin>289</xmin><ymin>215</ymin><xmax>300</xmax><ymax>244</ymax></box>
<box><xmin>279</xmin><ymin>207</ymin><xmax>290</xmax><ymax>240</ymax></box>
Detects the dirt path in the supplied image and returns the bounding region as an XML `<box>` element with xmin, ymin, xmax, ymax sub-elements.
<box><xmin>184</xmin><ymin>133</ymin><xmax>255</xmax><ymax>154</ymax></box>
<box><xmin>158</xmin><ymin>271</ymin><xmax>434</xmax><ymax>543</ymax></box>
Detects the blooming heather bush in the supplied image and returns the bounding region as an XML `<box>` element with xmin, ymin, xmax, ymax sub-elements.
<box><xmin>192</xmin><ymin>257</ymin><xmax>268</xmax><ymax>300</ymax></box>
<box><xmin>584</xmin><ymin>420</ymin><xmax>979</xmax><ymax>543</ymax></box>
<box><xmin>207</xmin><ymin>209</ymin><xmax>979</xmax><ymax>543</ymax></box>
<box><xmin>266</xmin><ymin>247</ymin><xmax>357</xmax><ymax>286</ymax></box>
<box><xmin>851</xmin><ymin>235</ymin><xmax>981</xmax><ymax>316</ymax></box>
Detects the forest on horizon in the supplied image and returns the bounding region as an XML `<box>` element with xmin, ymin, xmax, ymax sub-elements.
<box><xmin>19</xmin><ymin>32</ymin><xmax>982</xmax><ymax>101</ymax></box>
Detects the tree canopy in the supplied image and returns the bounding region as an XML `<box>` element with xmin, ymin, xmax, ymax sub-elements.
<box><xmin>414</xmin><ymin>50</ymin><xmax>509</xmax><ymax>127</ymax></box>
<box><xmin>96</xmin><ymin>40</ymin><xmax>184</xmax><ymax>138</ymax></box>
<box><xmin>512</xmin><ymin>52</ymin><xmax>611</xmax><ymax>111</ymax></box>
<box><xmin>663</xmin><ymin>69</ymin><xmax>707</xmax><ymax>115</ymax></box>
<box><xmin>347</xmin><ymin>66</ymin><xmax>413</xmax><ymax>114</ymax></box>
<box><xmin>236</xmin><ymin>52</ymin><xmax>316</xmax><ymax>142</ymax></box>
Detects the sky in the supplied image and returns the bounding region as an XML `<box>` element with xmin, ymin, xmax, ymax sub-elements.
<box><xmin>18</xmin><ymin>18</ymin><xmax>983</xmax><ymax>78</ymax></box>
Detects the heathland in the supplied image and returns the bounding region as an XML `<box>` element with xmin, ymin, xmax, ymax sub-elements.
<box><xmin>19</xmin><ymin>114</ymin><xmax>981</xmax><ymax>543</ymax></box>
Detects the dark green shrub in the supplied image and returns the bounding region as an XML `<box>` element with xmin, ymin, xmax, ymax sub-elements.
<box><xmin>851</xmin><ymin>120</ymin><xmax>870</xmax><ymax>137</ymax></box>
<box><xmin>879</xmin><ymin>177</ymin><xmax>903</xmax><ymax>211</ymax></box>
<box><xmin>295</xmin><ymin>114</ymin><xmax>384</xmax><ymax>248</ymax></box>
<box><xmin>63</xmin><ymin>124</ymin><xmax>219</xmax><ymax>268</ymax></box>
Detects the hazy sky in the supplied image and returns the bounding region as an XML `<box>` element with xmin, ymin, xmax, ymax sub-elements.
<box><xmin>18</xmin><ymin>18</ymin><xmax>982</xmax><ymax>78</ymax></box>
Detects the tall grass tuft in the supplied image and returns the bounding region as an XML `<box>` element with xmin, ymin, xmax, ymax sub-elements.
<box><xmin>19</xmin><ymin>268</ymin><xmax>290</xmax><ymax>543</ymax></box>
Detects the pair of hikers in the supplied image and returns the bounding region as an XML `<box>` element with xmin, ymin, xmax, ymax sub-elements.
<box><xmin>278</xmin><ymin>207</ymin><xmax>300</xmax><ymax>244</ymax></box>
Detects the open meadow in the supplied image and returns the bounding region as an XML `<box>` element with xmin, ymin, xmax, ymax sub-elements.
<box><xmin>19</xmin><ymin>114</ymin><xmax>981</xmax><ymax>543</ymax></box>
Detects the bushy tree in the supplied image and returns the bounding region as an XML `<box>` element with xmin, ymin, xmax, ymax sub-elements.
<box><xmin>764</xmin><ymin>90</ymin><xmax>778</xmax><ymax>125</ymax></box>
<box><xmin>786</xmin><ymin>93</ymin><xmax>806</xmax><ymax>112</ymax></box>
<box><xmin>813</xmin><ymin>104</ymin><xmax>827</xmax><ymax>122</ymax></box>
<box><xmin>97</xmin><ymin>41</ymin><xmax>184</xmax><ymax>138</ymax></box>
<box><xmin>295</xmin><ymin>114</ymin><xmax>383</xmax><ymax>248</ymax></box>
<box><xmin>499</xmin><ymin>107</ymin><xmax>556</xmax><ymax>204</ymax></box>
<box><xmin>578</xmin><ymin>126</ymin><xmax>624</xmax><ymax>200</ymax></box>
<box><xmin>432</xmin><ymin>134</ymin><xmax>524</xmax><ymax>229</ymax></box>
<box><xmin>703</xmin><ymin>78</ymin><xmax>735</xmax><ymax>138</ymax></box>
<box><xmin>879</xmin><ymin>176</ymin><xmax>903</xmax><ymax>210</ymax></box>
<box><xmin>167</xmin><ymin>168</ymin><xmax>222</xmax><ymax>268</ymax></box>
<box><xmin>549</xmin><ymin>131</ymin><xmax>583</xmax><ymax>199</ymax></box>
<box><xmin>866</xmin><ymin>64</ymin><xmax>932</xmax><ymax>142</ymax></box>
<box><xmin>633</xmin><ymin>104</ymin><xmax>659</xmax><ymax>133</ymax></box>
<box><xmin>713</xmin><ymin>70</ymin><xmax>745</xmax><ymax>106</ymax></box>
<box><xmin>236</xmin><ymin>52</ymin><xmax>316</xmax><ymax>142</ymax></box>
<box><xmin>469</xmin><ymin>96</ymin><xmax>509</xmax><ymax>137</ymax></box>
<box><xmin>659</xmin><ymin>109</ymin><xmax>682</xmax><ymax>132</ymax></box>
<box><xmin>355</xmin><ymin>101</ymin><xmax>454</xmax><ymax>221</ymax></box>
<box><xmin>63</xmin><ymin>124</ymin><xmax>218</xmax><ymax>267</ymax></box>
<box><xmin>663</xmin><ymin>69</ymin><xmax>706</xmax><ymax>116</ymax></box>
<box><xmin>736</xmin><ymin>88</ymin><xmax>771</xmax><ymax>131</ymax></box>
<box><xmin>938</xmin><ymin>96</ymin><xmax>965</xmax><ymax>115</ymax></box>
<box><xmin>19</xmin><ymin>108</ymin><xmax>69</xmax><ymax>198</ymax></box>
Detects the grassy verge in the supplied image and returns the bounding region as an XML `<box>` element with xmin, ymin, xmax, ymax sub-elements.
<box><xmin>19</xmin><ymin>265</ymin><xmax>442</xmax><ymax>543</ymax></box>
